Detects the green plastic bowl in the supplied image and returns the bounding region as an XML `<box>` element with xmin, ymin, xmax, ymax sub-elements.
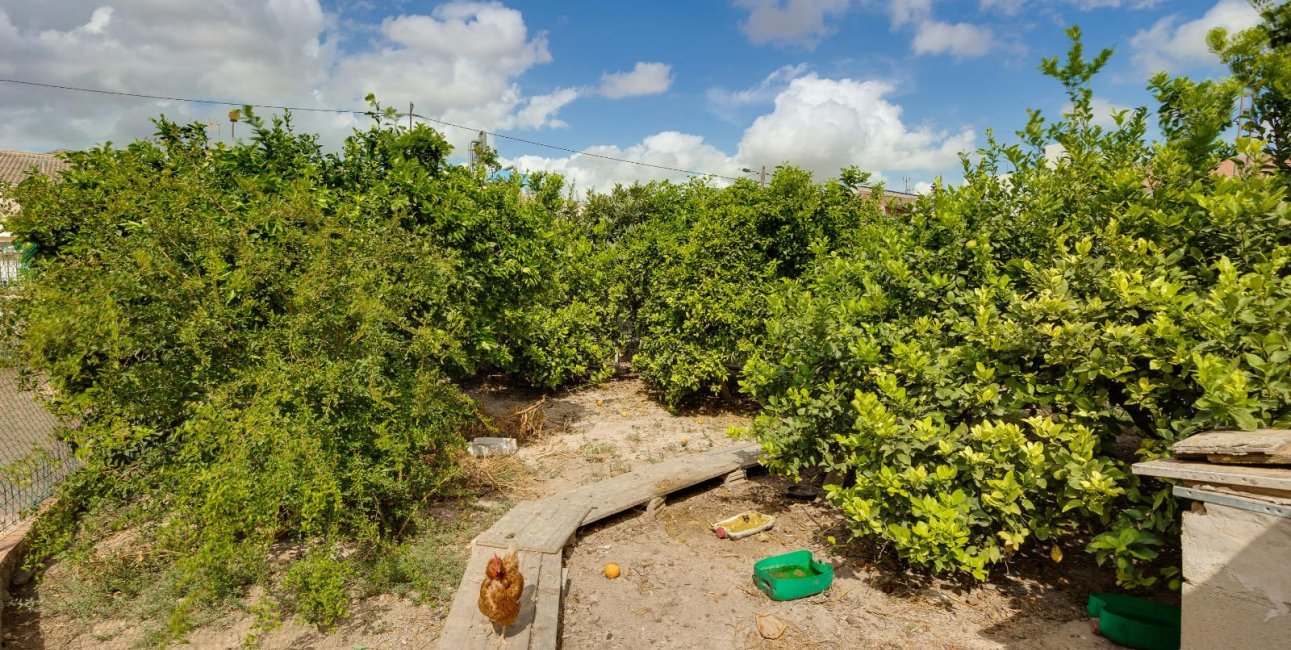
<box><xmin>1087</xmin><ymin>593</ymin><xmax>1180</xmax><ymax>650</ymax></box>
<box><xmin>753</xmin><ymin>550</ymin><xmax>833</xmax><ymax>601</ymax></box>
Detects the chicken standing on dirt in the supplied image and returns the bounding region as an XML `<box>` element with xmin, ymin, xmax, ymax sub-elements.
<box><xmin>478</xmin><ymin>545</ymin><xmax>524</xmax><ymax>640</ymax></box>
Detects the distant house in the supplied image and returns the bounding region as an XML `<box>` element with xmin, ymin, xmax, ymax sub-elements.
<box><xmin>857</xmin><ymin>185</ymin><xmax>920</xmax><ymax>214</ymax></box>
<box><xmin>1</xmin><ymin>150</ymin><xmax>71</xmax><ymax>284</ymax></box>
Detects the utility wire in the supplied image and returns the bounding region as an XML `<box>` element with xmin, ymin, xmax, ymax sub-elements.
<box><xmin>0</xmin><ymin>77</ymin><xmax>360</xmax><ymax>115</ymax></box>
<box><xmin>407</xmin><ymin>111</ymin><xmax>740</xmax><ymax>181</ymax></box>
<box><xmin>0</xmin><ymin>76</ymin><xmax>922</xmax><ymax>195</ymax></box>
<box><xmin>0</xmin><ymin>77</ymin><xmax>738</xmax><ymax>181</ymax></box>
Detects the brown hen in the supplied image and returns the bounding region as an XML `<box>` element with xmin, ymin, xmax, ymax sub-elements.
<box><xmin>478</xmin><ymin>546</ymin><xmax>524</xmax><ymax>639</ymax></box>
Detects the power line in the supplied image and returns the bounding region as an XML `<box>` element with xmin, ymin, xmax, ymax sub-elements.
<box><xmin>407</xmin><ymin>111</ymin><xmax>740</xmax><ymax>181</ymax></box>
<box><xmin>0</xmin><ymin>77</ymin><xmax>359</xmax><ymax>115</ymax></box>
<box><xmin>0</xmin><ymin>76</ymin><xmax>922</xmax><ymax>196</ymax></box>
<box><xmin>0</xmin><ymin>77</ymin><xmax>739</xmax><ymax>181</ymax></box>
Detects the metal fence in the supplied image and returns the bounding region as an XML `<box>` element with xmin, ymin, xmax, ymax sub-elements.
<box><xmin>0</xmin><ymin>241</ymin><xmax>18</xmax><ymax>285</ymax></box>
<box><xmin>1</xmin><ymin>369</ymin><xmax>75</xmax><ymax>532</ymax></box>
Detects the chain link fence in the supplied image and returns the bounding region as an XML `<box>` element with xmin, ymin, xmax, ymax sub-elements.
<box><xmin>1</xmin><ymin>369</ymin><xmax>75</xmax><ymax>533</ymax></box>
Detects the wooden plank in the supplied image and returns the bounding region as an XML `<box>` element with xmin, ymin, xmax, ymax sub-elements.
<box><xmin>496</xmin><ymin>550</ymin><xmax>544</xmax><ymax>649</ymax></box>
<box><xmin>1173</xmin><ymin>429</ymin><xmax>1291</xmax><ymax>464</ymax></box>
<box><xmin>437</xmin><ymin>547</ymin><xmax>555</xmax><ymax>650</ymax></box>
<box><xmin>438</xmin><ymin>442</ymin><xmax>763</xmax><ymax>647</ymax></box>
<box><xmin>473</xmin><ymin>501</ymin><xmax>542</xmax><ymax>547</ymax></box>
<box><xmin>529</xmin><ymin>552</ymin><xmax>564</xmax><ymax>649</ymax></box>
<box><xmin>476</xmin><ymin>499</ymin><xmax>592</xmax><ymax>554</ymax></box>
<box><xmin>1133</xmin><ymin>459</ymin><xmax>1291</xmax><ymax>493</ymax></box>
<box><xmin>436</xmin><ymin>547</ymin><xmax>494</xmax><ymax>650</ymax></box>
<box><xmin>578</xmin><ymin>443</ymin><xmax>762</xmax><ymax>525</ymax></box>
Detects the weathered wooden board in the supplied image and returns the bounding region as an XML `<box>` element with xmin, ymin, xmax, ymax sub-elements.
<box><xmin>1133</xmin><ymin>459</ymin><xmax>1291</xmax><ymax>493</ymax></box>
<box><xmin>435</xmin><ymin>547</ymin><xmax>558</xmax><ymax>650</ymax></box>
<box><xmin>1172</xmin><ymin>429</ymin><xmax>1291</xmax><ymax>465</ymax></box>
<box><xmin>435</xmin><ymin>546</ymin><xmax>494</xmax><ymax>649</ymax></box>
<box><xmin>529</xmin><ymin>552</ymin><xmax>564</xmax><ymax>649</ymax></box>
<box><xmin>475</xmin><ymin>499</ymin><xmax>592</xmax><ymax>554</ymax></box>
<box><xmin>577</xmin><ymin>443</ymin><xmax>762</xmax><ymax>525</ymax></box>
<box><xmin>435</xmin><ymin>442</ymin><xmax>762</xmax><ymax>648</ymax></box>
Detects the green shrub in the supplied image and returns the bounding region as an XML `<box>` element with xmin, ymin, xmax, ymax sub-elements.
<box><xmin>743</xmin><ymin>27</ymin><xmax>1290</xmax><ymax>587</ymax></box>
<box><xmin>285</xmin><ymin>551</ymin><xmax>351</xmax><ymax>628</ymax></box>
<box><xmin>0</xmin><ymin>103</ymin><xmax>614</xmax><ymax>630</ymax></box>
<box><xmin>596</xmin><ymin>168</ymin><xmax>885</xmax><ymax>406</ymax></box>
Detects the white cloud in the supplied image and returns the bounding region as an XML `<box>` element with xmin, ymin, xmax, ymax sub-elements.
<box><xmin>737</xmin><ymin>74</ymin><xmax>974</xmax><ymax>176</ymax></box>
<box><xmin>327</xmin><ymin>2</ymin><xmax>567</xmax><ymax>139</ymax></box>
<box><xmin>911</xmin><ymin>20</ymin><xmax>996</xmax><ymax>58</ymax></box>
<box><xmin>515</xmin><ymin>88</ymin><xmax>580</xmax><ymax>129</ymax></box>
<box><xmin>506</xmin><ymin>131</ymin><xmax>741</xmax><ymax>192</ymax></box>
<box><xmin>1062</xmin><ymin>97</ymin><xmax>1137</xmax><ymax>128</ymax></box>
<box><xmin>887</xmin><ymin>0</ymin><xmax>932</xmax><ymax>27</ymax></box>
<box><xmin>0</xmin><ymin>1</ymin><xmax>575</xmax><ymax>155</ymax></box>
<box><xmin>706</xmin><ymin>63</ymin><xmax>810</xmax><ymax>121</ymax></box>
<box><xmin>1067</xmin><ymin>0</ymin><xmax>1160</xmax><ymax>9</ymax></box>
<box><xmin>1130</xmin><ymin>0</ymin><xmax>1260</xmax><ymax>73</ymax></box>
<box><xmin>510</xmin><ymin>72</ymin><xmax>973</xmax><ymax>192</ymax></box>
<box><xmin>734</xmin><ymin>0</ymin><xmax>855</xmax><ymax>48</ymax></box>
<box><xmin>599</xmin><ymin>62</ymin><xmax>673</xmax><ymax>99</ymax></box>
<box><xmin>881</xmin><ymin>2</ymin><xmax>994</xmax><ymax>59</ymax></box>
<box><xmin>978</xmin><ymin>0</ymin><xmax>1024</xmax><ymax>15</ymax></box>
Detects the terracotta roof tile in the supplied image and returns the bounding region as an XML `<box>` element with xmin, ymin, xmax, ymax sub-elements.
<box><xmin>0</xmin><ymin>150</ymin><xmax>71</xmax><ymax>186</ymax></box>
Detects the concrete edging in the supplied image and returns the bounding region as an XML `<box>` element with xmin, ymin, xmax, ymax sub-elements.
<box><xmin>0</xmin><ymin>510</ymin><xmax>45</xmax><ymax>647</ymax></box>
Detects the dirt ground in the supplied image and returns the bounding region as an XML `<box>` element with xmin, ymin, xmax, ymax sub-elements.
<box><xmin>3</xmin><ymin>378</ymin><xmax>1120</xmax><ymax>649</ymax></box>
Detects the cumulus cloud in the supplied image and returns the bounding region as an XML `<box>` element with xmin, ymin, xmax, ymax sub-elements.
<box><xmin>1067</xmin><ymin>0</ymin><xmax>1159</xmax><ymax>9</ymax></box>
<box><xmin>509</xmin><ymin>72</ymin><xmax>973</xmax><ymax>192</ymax></box>
<box><xmin>734</xmin><ymin>0</ymin><xmax>856</xmax><ymax>48</ymax></box>
<box><xmin>887</xmin><ymin>0</ymin><xmax>932</xmax><ymax>27</ymax></box>
<box><xmin>506</xmin><ymin>131</ymin><xmax>741</xmax><ymax>192</ymax></box>
<box><xmin>599</xmin><ymin>62</ymin><xmax>673</xmax><ymax>99</ymax></box>
<box><xmin>0</xmin><ymin>1</ymin><xmax>574</xmax><ymax>154</ymax></box>
<box><xmin>706</xmin><ymin>63</ymin><xmax>810</xmax><ymax>122</ymax></box>
<box><xmin>880</xmin><ymin>1</ymin><xmax>994</xmax><ymax>59</ymax></box>
<box><xmin>1062</xmin><ymin>97</ymin><xmax>1137</xmax><ymax>128</ymax></box>
<box><xmin>911</xmin><ymin>20</ymin><xmax>996</xmax><ymax>58</ymax></box>
<box><xmin>737</xmin><ymin>74</ymin><xmax>974</xmax><ymax>176</ymax></box>
<box><xmin>978</xmin><ymin>0</ymin><xmax>1025</xmax><ymax>15</ymax></box>
<box><xmin>515</xmin><ymin>88</ymin><xmax>580</xmax><ymax>129</ymax></box>
<box><xmin>983</xmin><ymin>0</ymin><xmax>1158</xmax><ymax>12</ymax></box>
<box><xmin>327</xmin><ymin>2</ymin><xmax>568</xmax><ymax>139</ymax></box>
<box><xmin>1130</xmin><ymin>0</ymin><xmax>1260</xmax><ymax>73</ymax></box>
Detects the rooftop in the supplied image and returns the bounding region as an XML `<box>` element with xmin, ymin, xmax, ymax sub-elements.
<box><xmin>0</xmin><ymin>150</ymin><xmax>70</xmax><ymax>187</ymax></box>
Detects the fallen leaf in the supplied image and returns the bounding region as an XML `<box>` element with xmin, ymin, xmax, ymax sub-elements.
<box><xmin>756</xmin><ymin>613</ymin><xmax>786</xmax><ymax>640</ymax></box>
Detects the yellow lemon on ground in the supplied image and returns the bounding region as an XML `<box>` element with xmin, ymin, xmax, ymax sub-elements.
<box><xmin>604</xmin><ymin>563</ymin><xmax>621</xmax><ymax>579</ymax></box>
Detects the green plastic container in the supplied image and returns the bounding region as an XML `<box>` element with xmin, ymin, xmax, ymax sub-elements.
<box><xmin>1086</xmin><ymin>593</ymin><xmax>1181</xmax><ymax>650</ymax></box>
<box><xmin>752</xmin><ymin>550</ymin><xmax>833</xmax><ymax>601</ymax></box>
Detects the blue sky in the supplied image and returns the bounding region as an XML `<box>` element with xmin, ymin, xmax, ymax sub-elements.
<box><xmin>0</xmin><ymin>1</ymin><xmax>1264</xmax><ymax>192</ymax></box>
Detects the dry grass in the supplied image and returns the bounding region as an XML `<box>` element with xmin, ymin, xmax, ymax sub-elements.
<box><xmin>468</xmin><ymin>396</ymin><xmax>559</xmax><ymax>445</ymax></box>
<box><xmin>459</xmin><ymin>454</ymin><xmax>536</xmax><ymax>498</ymax></box>
<box><xmin>495</xmin><ymin>397</ymin><xmax>555</xmax><ymax>443</ymax></box>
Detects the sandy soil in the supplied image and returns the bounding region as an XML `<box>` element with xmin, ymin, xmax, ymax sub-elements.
<box><xmin>3</xmin><ymin>378</ymin><xmax>1119</xmax><ymax>649</ymax></box>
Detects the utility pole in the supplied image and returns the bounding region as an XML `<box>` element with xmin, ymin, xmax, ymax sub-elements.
<box><xmin>409</xmin><ymin>102</ymin><xmax>414</xmax><ymax>131</ymax></box>
<box><xmin>759</xmin><ymin>165</ymin><xmax>766</xmax><ymax>187</ymax></box>
<box><xmin>469</xmin><ymin>130</ymin><xmax>487</xmax><ymax>165</ymax></box>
